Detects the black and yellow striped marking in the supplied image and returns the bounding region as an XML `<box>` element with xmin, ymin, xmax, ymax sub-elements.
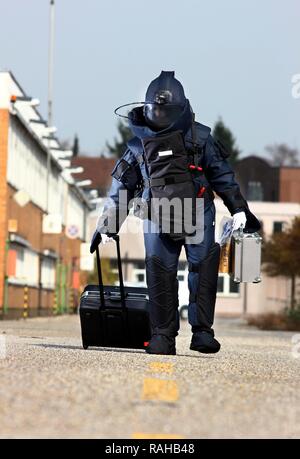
<box><xmin>53</xmin><ymin>291</ymin><xmax>58</xmax><ymax>315</ymax></box>
<box><xmin>23</xmin><ymin>286</ymin><xmax>29</xmax><ymax>319</ymax></box>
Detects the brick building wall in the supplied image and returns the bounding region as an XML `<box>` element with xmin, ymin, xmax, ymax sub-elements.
<box><xmin>234</xmin><ymin>155</ymin><xmax>279</xmax><ymax>202</ymax></box>
<box><xmin>0</xmin><ymin>72</ymin><xmax>91</xmax><ymax>320</ymax></box>
<box><xmin>0</xmin><ymin>109</ymin><xmax>9</xmax><ymax>314</ymax></box>
<box><xmin>4</xmin><ymin>183</ymin><xmax>86</xmax><ymax>318</ymax></box>
<box><xmin>279</xmin><ymin>168</ymin><xmax>300</xmax><ymax>203</ymax></box>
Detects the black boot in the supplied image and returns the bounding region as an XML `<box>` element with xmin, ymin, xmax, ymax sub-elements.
<box><xmin>145</xmin><ymin>255</ymin><xmax>179</xmax><ymax>355</ymax></box>
<box><xmin>190</xmin><ymin>331</ymin><xmax>221</xmax><ymax>354</ymax></box>
<box><xmin>146</xmin><ymin>334</ymin><xmax>176</xmax><ymax>355</ymax></box>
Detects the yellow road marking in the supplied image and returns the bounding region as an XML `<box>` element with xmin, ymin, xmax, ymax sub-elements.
<box><xmin>132</xmin><ymin>432</ymin><xmax>184</xmax><ymax>439</ymax></box>
<box><xmin>133</xmin><ymin>362</ymin><xmax>180</xmax><ymax>438</ymax></box>
<box><xmin>148</xmin><ymin>362</ymin><xmax>174</xmax><ymax>374</ymax></box>
<box><xmin>142</xmin><ymin>377</ymin><xmax>179</xmax><ymax>402</ymax></box>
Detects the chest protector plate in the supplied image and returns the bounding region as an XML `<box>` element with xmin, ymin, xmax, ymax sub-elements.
<box><xmin>142</xmin><ymin>130</ymin><xmax>197</xmax><ymax>241</ymax></box>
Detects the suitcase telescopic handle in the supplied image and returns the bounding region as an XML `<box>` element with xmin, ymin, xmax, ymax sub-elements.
<box><xmin>113</xmin><ymin>235</ymin><xmax>126</xmax><ymax>309</ymax></box>
<box><xmin>95</xmin><ymin>245</ymin><xmax>105</xmax><ymax>307</ymax></box>
<box><xmin>95</xmin><ymin>234</ymin><xmax>126</xmax><ymax>311</ymax></box>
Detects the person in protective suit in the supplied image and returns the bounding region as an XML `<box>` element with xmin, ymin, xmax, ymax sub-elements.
<box><xmin>90</xmin><ymin>71</ymin><xmax>260</xmax><ymax>356</ymax></box>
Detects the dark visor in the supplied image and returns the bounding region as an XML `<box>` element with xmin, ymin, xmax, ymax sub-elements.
<box><xmin>143</xmin><ymin>103</ymin><xmax>184</xmax><ymax>130</ymax></box>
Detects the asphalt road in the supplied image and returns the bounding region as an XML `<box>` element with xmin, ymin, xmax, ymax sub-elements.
<box><xmin>0</xmin><ymin>315</ymin><xmax>299</xmax><ymax>439</ymax></box>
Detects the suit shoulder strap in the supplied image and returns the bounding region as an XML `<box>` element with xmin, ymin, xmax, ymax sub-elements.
<box><xmin>186</xmin><ymin>121</ymin><xmax>211</xmax><ymax>167</ymax></box>
<box><xmin>192</xmin><ymin>121</ymin><xmax>211</xmax><ymax>147</ymax></box>
<box><xmin>186</xmin><ymin>121</ymin><xmax>211</xmax><ymax>149</ymax></box>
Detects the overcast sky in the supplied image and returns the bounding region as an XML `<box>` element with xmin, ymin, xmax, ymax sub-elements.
<box><xmin>1</xmin><ymin>0</ymin><xmax>299</xmax><ymax>157</ymax></box>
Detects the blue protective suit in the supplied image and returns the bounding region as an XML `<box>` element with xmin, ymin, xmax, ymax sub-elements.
<box><xmin>97</xmin><ymin>81</ymin><xmax>259</xmax><ymax>339</ymax></box>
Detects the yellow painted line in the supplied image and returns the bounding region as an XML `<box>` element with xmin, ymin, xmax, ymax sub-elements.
<box><xmin>142</xmin><ymin>377</ymin><xmax>179</xmax><ymax>402</ymax></box>
<box><xmin>132</xmin><ymin>432</ymin><xmax>184</xmax><ymax>439</ymax></box>
<box><xmin>148</xmin><ymin>362</ymin><xmax>174</xmax><ymax>374</ymax></box>
<box><xmin>133</xmin><ymin>362</ymin><xmax>181</xmax><ymax>438</ymax></box>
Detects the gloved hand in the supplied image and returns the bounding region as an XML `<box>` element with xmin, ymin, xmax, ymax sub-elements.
<box><xmin>90</xmin><ymin>231</ymin><xmax>114</xmax><ymax>254</ymax></box>
<box><xmin>232</xmin><ymin>211</ymin><xmax>247</xmax><ymax>231</ymax></box>
<box><xmin>101</xmin><ymin>234</ymin><xmax>114</xmax><ymax>245</ymax></box>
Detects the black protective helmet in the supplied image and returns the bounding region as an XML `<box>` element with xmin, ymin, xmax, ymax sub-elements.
<box><xmin>143</xmin><ymin>71</ymin><xmax>186</xmax><ymax>130</ymax></box>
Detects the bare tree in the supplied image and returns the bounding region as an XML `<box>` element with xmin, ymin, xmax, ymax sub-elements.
<box><xmin>265</xmin><ymin>144</ymin><xmax>299</xmax><ymax>167</ymax></box>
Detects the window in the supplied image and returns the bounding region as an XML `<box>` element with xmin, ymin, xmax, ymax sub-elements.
<box><xmin>217</xmin><ymin>274</ymin><xmax>240</xmax><ymax>296</ymax></box>
<box><xmin>177</xmin><ymin>262</ymin><xmax>187</xmax><ymax>284</ymax></box>
<box><xmin>273</xmin><ymin>221</ymin><xmax>284</xmax><ymax>233</ymax></box>
<box><xmin>229</xmin><ymin>277</ymin><xmax>240</xmax><ymax>294</ymax></box>
<box><xmin>110</xmin><ymin>260</ymin><xmax>118</xmax><ymax>270</ymax></box>
<box><xmin>133</xmin><ymin>261</ymin><xmax>145</xmax><ymax>270</ymax></box>
<box><xmin>247</xmin><ymin>181</ymin><xmax>263</xmax><ymax>201</ymax></box>
<box><xmin>41</xmin><ymin>258</ymin><xmax>56</xmax><ymax>289</ymax></box>
<box><xmin>217</xmin><ymin>276</ymin><xmax>224</xmax><ymax>293</ymax></box>
<box><xmin>132</xmin><ymin>261</ymin><xmax>146</xmax><ymax>285</ymax></box>
<box><xmin>178</xmin><ymin>261</ymin><xmax>187</xmax><ymax>271</ymax></box>
<box><xmin>10</xmin><ymin>245</ymin><xmax>39</xmax><ymax>287</ymax></box>
<box><xmin>136</xmin><ymin>273</ymin><xmax>145</xmax><ymax>283</ymax></box>
<box><xmin>133</xmin><ymin>268</ymin><xmax>146</xmax><ymax>285</ymax></box>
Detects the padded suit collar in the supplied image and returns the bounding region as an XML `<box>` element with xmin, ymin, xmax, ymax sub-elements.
<box><xmin>127</xmin><ymin>120</ymin><xmax>211</xmax><ymax>155</ymax></box>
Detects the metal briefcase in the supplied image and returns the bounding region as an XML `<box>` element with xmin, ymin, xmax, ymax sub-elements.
<box><xmin>231</xmin><ymin>229</ymin><xmax>262</xmax><ymax>283</ymax></box>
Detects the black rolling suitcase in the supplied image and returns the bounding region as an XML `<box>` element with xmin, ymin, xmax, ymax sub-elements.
<box><xmin>79</xmin><ymin>235</ymin><xmax>151</xmax><ymax>350</ymax></box>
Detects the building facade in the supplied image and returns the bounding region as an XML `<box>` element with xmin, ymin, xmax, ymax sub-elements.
<box><xmin>0</xmin><ymin>71</ymin><xmax>92</xmax><ymax>319</ymax></box>
<box><xmin>235</xmin><ymin>155</ymin><xmax>300</xmax><ymax>204</ymax></box>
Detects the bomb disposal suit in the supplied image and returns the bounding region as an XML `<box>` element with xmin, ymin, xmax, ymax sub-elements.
<box><xmin>90</xmin><ymin>71</ymin><xmax>260</xmax><ymax>355</ymax></box>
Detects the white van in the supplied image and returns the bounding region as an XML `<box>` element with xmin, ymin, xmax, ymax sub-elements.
<box><xmin>125</xmin><ymin>265</ymin><xmax>190</xmax><ymax>321</ymax></box>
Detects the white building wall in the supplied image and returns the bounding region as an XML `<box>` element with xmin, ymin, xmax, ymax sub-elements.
<box><xmin>7</xmin><ymin>116</ymin><xmax>48</xmax><ymax>210</ymax></box>
<box><xmin>7</xmin><ymin>116</ymin><xmax>67</xmax><ymax>219</ymax></box>
<box><xmin>215</xmin><ymin>199</ymin><xmax>300</xmax><ymax>315</ymax></box>
<box><xmin>0</xmin><ymin>72</ymin><xmax>23</xmax><ymax>108</ymax></box>
<box><xmin>2</xmin><ymin>70</ymin><xmax>90</xmax><ymax>243</ymax></box>
<box><xmin>67</xmin><ymin>190</ymin><xmax>85</xmax><ymax>239</ymax></box>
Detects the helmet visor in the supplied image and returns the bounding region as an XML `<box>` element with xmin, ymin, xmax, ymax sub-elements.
<box><xmin>143</xmin><ymin>103</ymin><xmax>183</xmax><ymax>130</ymax></box>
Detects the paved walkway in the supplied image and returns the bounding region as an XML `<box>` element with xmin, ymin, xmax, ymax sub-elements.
<box><xmin>0</xmin><ymin>315</ymin><xmax>299</xmax><ymax>438</ymax></box>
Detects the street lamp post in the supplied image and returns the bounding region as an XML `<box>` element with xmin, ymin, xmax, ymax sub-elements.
<box><xmin>46</xmin><ymin>0</ymin><xmax>55</xmax><ymax>212</ymax></box>
<box><xmin>243</xmin><ymin>282</ymin><xmax>248</xmax><ymax>317</ymax></box>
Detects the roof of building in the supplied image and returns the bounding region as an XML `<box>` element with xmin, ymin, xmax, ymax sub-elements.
<box><xmin>71</xmin><ymin>156</ymin><xmax>116</xmax><ymax>193</ymax></box>
<box><xmin>237</xmin><ymin>154</ymin><xmax>300</xmax><ymax>170</ymax></box>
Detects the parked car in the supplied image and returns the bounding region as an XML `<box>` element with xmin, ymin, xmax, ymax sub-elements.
<box><xmin>178</xmin><ymin>278</ymin><xmax>189</xmax><ymax>320</ymax></box>
<box><xmin>125</xmin><ymin>275</ymin><xmax>190</xmax><ymax>321</ymax></box>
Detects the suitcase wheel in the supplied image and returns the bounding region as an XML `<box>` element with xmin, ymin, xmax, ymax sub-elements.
<box><xmin>83</xmin><ymin>343</ymin><xmax>89</xmax><ymax>350</ymax></box>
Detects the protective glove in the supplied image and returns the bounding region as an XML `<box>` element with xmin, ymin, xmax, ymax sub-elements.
<box><xmin>90</xmin><ymin>230</ymin><xmax>114</xmax><ymax>254</ymax></box>
<box><xmin>232</xmin><ymin>211</ymin><xmax>247</xmax><ymax>232</ymax></box>
<box><xmin>101</xmin><ymin>234</ymin><xmax>114</xmax><ymax>245</ymax></box>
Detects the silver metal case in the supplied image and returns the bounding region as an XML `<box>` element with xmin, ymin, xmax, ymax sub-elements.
<box><xmin>232</xmin><ymin>230</ymin><xmax>262</xmax><ymax>283</ymax></box>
